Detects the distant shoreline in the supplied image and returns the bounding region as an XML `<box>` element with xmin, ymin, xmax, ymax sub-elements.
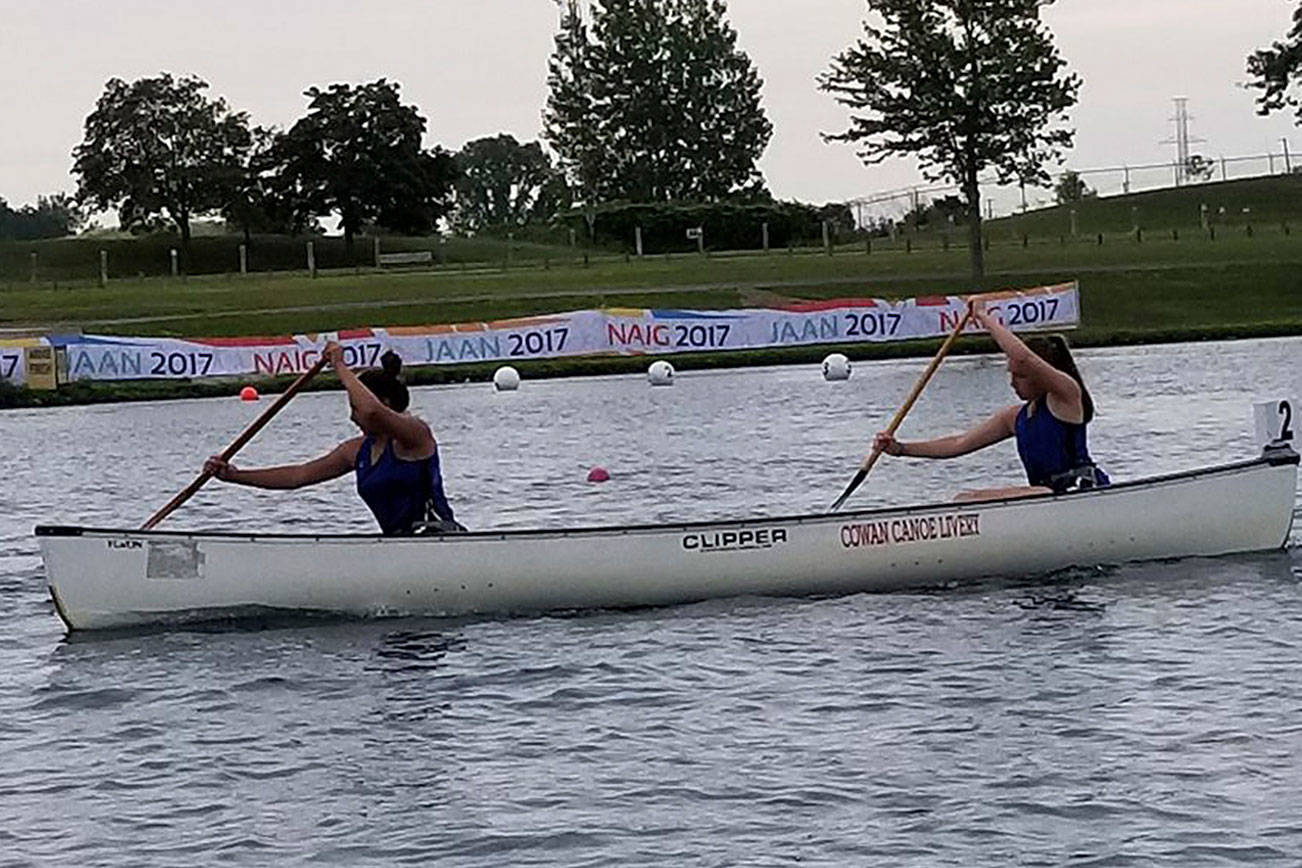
<box><xmin>7</xmin><ymin>181</ymin><xmax>1302</xmax><ymax>410</ymax></box>
<box><xmin>4</xmin><ymin>323</ymin><xmax>1299</xmax><ymax>410</ymax></box>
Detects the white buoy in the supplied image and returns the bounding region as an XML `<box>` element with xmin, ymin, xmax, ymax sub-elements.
<box><xmin>648</xmin><ymin>360</ymin><xmax>675</xmax><ymax>386</ymax></box>
<box><xmin>822</xmin><ymin>353</ymin><xmax>851</xmax><ymax>381</ymax></box>
<box><xmin>493</xmin><ymin>365</ymin><xmax>521</xmax><ymax>391</ymax></box>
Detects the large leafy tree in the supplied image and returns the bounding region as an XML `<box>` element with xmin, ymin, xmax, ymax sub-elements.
<box><xmin>543</xmin><ymin>0</ymin><xmax>772</xmax><ymax>205</ymax></box>
<box><xmin>452</xmin><ymin>135</ymin><xmax>567</xmax><ymax>231</ymax></box>
<box><xmin>1247</xmin><ymin>5</ymin><xmax>1302</xmax><ymax>123</ymax></box>
<box><xmin>820</xmin><ymin>0</ymin><xmax>1080</xmax><ymax>283</ymax></box>
<box><xmin>72</xmin><ymin>74</ymin><xmax>251</xmax><ymax>260</ymax></box>
<box><xmin>270</xmin><ymin>79</ymin><xmax>457</xmax><ymax>254</ymax></box>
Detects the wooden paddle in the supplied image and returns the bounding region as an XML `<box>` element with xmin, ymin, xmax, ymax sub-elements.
<box><xmin>141</xmin><ymin>356</ymin><xmax>329</xmax><ymax>530</ymax></box>
<box><xmin>828</xmin><ymin>305</ymin><xmax>976</xmax><ymax>512</ymax></box>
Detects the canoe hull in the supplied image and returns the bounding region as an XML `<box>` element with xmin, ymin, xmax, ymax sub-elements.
<box><xmin>37</xmin><ymin>448</ymin><xmax>1299</xmax><ymax>631</ymax></box>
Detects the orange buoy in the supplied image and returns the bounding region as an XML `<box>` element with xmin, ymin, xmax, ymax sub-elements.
<box><xmin>239</xmin><ymin>386</ymin><xmax>259</xmax><ymax>402</ymax></box>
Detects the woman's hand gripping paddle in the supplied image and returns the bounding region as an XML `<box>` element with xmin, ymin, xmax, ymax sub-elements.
<box><xmin>828</xmin><ymin>306</ymin><xmax>975</xmax><ymax>512</ymax></box>
<box><xmin>140</xmin><ymin>355</ymin><xmax>329</xmax><ymax>530</ymax></box>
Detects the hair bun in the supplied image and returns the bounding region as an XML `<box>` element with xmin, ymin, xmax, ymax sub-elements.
<box><xmin>380</xmin><ymin>349</ymin><xmax>403</xmax><ymax>378</ymax></box>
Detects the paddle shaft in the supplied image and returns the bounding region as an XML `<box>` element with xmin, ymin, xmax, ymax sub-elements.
<box><xmin>141</xmin><ymin>357</ymin><xmax>329</xmax><ymax>530</ymax></box>
<box><xmin>829</xmin><ymin>308</ymin><xmax>975</xmax><ymax>511</ymax></box>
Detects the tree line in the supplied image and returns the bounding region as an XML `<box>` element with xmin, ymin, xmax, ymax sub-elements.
<box><xmin>7</xmin><ymin>0</ymin><xmax>1302</xmax><ymax>282</ymax></box>
<box><xmin>0</xmin><ymin>194</ymin><xmax>84</xmax><ymax>241</ymax></box>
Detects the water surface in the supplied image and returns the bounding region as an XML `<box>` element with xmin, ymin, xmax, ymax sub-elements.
<box><xmin>2</xmin><ymin>337</ymin><xmax>1301</xmax><ymax>866</ymax></box>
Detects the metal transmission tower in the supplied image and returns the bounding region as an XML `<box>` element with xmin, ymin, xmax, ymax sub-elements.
<box><xmin>1161</xmin><ymin>97</ymin><xmax>1205</xmax><ymax>186</ymax></box>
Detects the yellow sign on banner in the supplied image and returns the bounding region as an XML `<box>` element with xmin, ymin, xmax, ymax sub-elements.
<box><xmin>24</xmin><ymin>346</ymin><xmax>57</xmax><ymax>390</ymax></box>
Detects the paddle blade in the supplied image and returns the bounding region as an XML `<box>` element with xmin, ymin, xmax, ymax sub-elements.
<box><xmin>828</xmin><ymin>467</ymin><xmax>868</xmax><ymax>513</ymax></box>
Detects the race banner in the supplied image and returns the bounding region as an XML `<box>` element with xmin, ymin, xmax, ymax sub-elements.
<box><xmin>599</xmin><ymin>282</ymin><xmax>1078</xmax><ymax>355</ymax></box>
<box><xmin>18</xmin><ymin>282</ymin><xmax>1079</xmax><ymax>385</ymax></box>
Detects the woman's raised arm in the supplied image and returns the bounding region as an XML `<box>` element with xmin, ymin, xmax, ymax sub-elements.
<box><xmin>971</xmin><ymin>300</ymin><xmax>1083</xmax><ymax>418</ymax></box>
<box><xmin>325</xmin><ymin>343</ymin><xmax>434</xmax><ymax>454</ymax></box>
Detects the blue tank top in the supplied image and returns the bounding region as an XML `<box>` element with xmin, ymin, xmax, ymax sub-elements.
<box><xmin>1014</xmin><ymin>401</ymin><xmax>1109</xmax><ymax>492</ymax></box>
<box><xmin>355</xmin><ymin>436</ymin><xmax>456</xmax><ymax>535</ymax></box>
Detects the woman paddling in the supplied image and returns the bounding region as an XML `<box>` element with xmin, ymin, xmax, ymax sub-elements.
<box><xmin>204</xmin><ymin>342</ymin><xmax>464</xmax><ymax>534</ymax></box>
<box><xmin>874</xmin><ymin>299</ymin><xmax>1109</xmax><ymax>501</ymax></box>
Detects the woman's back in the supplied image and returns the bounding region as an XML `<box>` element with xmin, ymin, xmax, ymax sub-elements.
<box><xmin>355</xmin><ymin>436</ymin><xmax>457</xmax><ymax>535</ymax></box>
<box><xmin>1014</xmin><ymin>401</ymin><xmax>1107</xmax><ymax>492</ymax></box>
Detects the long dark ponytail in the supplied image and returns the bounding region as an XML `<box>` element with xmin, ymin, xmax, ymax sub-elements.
<box><xmin>1025</xmin><ymin>334</ymin><xmax>1094</xmax><ymax>423</ymax></box>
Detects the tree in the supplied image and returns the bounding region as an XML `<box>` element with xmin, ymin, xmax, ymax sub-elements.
<box><xmin>1054</xmin><ymin>170</ymin><xmax>1095</xmax><ymax>204</ymax></box>
<box><xmin>72</xmin><ymin>74</ymin><xmax>251</xmax><ymax>262</ymax></box>
<box><xmin>0</xmin><ymin>193</ymin><xmax>86</xmax><ymax>240</ymax></box>
<box><xmin>820</xmin><ymin>0</ymin><xmax>1080</xmax><ymax>284</ymax></box>
<box><xmin>1247</xmin><ymin>5</ymin><xmax>1302</xmax><ymax>122</ymax></box>
<box><xmin>269</xmin><ymin>79</ymin><xmax>457</xmax><ymax>255</ymax></box>
<box><xmin>543</xmin><ymin>0</ymin><xmax>772</xmax><ymax>205</ymax></box>
<box><xmin>452</xmin><ymin>135</ymin><xmax>565</xmax><ymax>231</ymax></box>
<box><xmin>545</xmin><ymin>2</ymin><xmax>605</xmax><ymax>214</ymax></box>
<box><xmin>930</xmin><ymin>194</ymin><xmax>967</xmax><ymax>224</ymax></box>
<box><xmin>900</xmin><ymin>193</ymin><xmax>967</xmax><ymax>229</ymax></box>
<box><xmin>221</xmin><ymin>126</ymin><xmax>310</xmax><ymax>242</ymax></box>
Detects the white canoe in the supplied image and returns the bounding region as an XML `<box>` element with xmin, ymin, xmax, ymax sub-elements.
<box><xmin>36</xmin><ymin>445</ymin><xmax>1299</xmax><ymax>631</ymax></box>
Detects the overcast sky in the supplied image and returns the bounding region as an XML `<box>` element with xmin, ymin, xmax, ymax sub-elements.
<box><xmin>3</xmin><ymin>0</ymin><xmax>1299</xmax><ymax>220</ymax></box>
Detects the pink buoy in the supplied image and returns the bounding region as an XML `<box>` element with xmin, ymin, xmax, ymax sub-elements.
<box><xmin>239</xmin><ymin>386</ymin><xmax>259</xmax><ymax>402</ymax></box>
<box><xmin>586</xmin><ymin>466</ymin><xmax>610</xmax><ymax>483</ymax></box>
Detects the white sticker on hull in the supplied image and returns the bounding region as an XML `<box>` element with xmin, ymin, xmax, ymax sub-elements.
<box><xmin>146</xmin><ymin>541</ymin><xmax>206</xmax><ymax>580</ymax></box>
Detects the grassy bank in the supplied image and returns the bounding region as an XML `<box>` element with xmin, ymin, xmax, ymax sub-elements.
<box><xmin>3</xmin><ymin>230</ymin><xmax>1301</xmax><ymax>336</ymax></box>
<box><xmin>985</xmin><ymin>173</ymin><xmax>1302</xmax><ymax>239</ymax></box>
<box><xmin>4</xmin><ymin>175</ymin><xmax>1300</xmax><ymax>287</ymax></box>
